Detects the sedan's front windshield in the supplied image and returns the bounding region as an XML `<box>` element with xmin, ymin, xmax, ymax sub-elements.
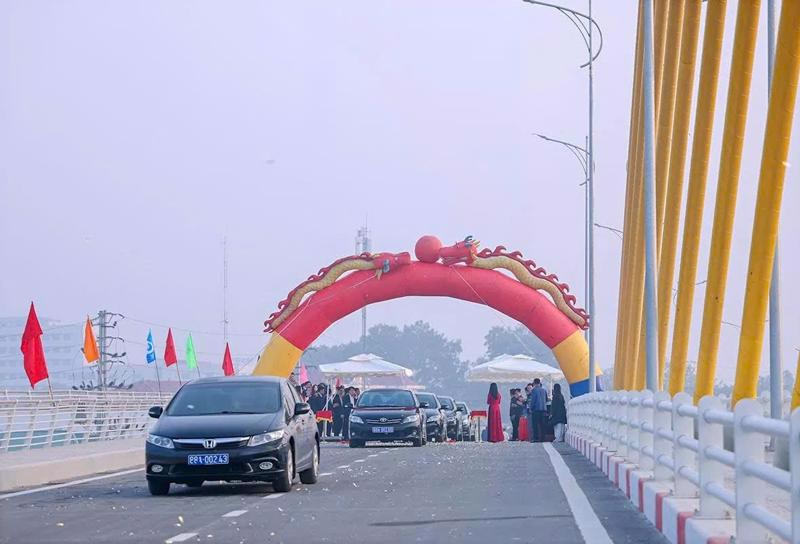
<box><xmin>357</xmin><ymin>390</ymin><xmax>415</xmax><ymax>408</ymax></box>
<box><xmin>166</xmin><ymin>382</ymin><xmax>282</xmax><ymax>416</ymax></box>
<box><xmin>416</xmin><ymin>393</ymin><xmax>439</xmax><ymax>408</ymax></box>
<box><xmin>439</xmin><ymin>398</ymin><xmax>455</xmax><ymax>410</ymax></box>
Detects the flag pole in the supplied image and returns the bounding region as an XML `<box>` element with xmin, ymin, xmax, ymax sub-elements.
<box><xmin>175</xmin><ymin>363</ymin><xmax>182</xmax><ymax>385</ymax></box>
<box><xmin>46</xmin><ymin>376</ymin><xmax>55</xmax><ymax>404</ymax></box>
<box><xmin>154</xmin><ymin>362</ymin><xmax>163</xmax><ymax>397</ymax></box>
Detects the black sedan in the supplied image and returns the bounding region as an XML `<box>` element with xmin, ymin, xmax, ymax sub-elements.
<box><xmin>415</xmin><ymin>392</ymin><xmax>447</xmax><ymax>442</ymax></box>
<box><xmin>348</xmin><ymin>389</ymin><xmax>426</xmax><ymax>447</ymax></box>
<box><xmin>145</xmin><ymin>376</ymin><xmax>319</xmax><ymax>495</ymax></box>
<box><xmin>437</xmin><ymin>396</ymin><xmax>460</xmax><ymax>440</ymax></box>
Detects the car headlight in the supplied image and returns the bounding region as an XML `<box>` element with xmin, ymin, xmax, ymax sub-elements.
<box><xmin>402</xmin><ymin>414</ymin><xmax>420</xmax><ymax>424</ymax></box>
<box><xmin>349</xmin><ymin>415</ymin><xmax>364</xmax><ymax>424</ymax></box>
<box><xmin>146</xmin><ymin>434</ymin><xmax>174</xmax><ymax>449</ymax></box>
<box><xmin>248</xmin><ymin>429</ymin><xmax>285</xmax><ymax>447</ymax></box>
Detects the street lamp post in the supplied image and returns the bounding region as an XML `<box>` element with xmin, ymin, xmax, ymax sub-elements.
<box><xmin>533</xmin><ymin>133</ymin><xmax>590</xmax><ymax>314</ymax></box>
<box><xmin>522</xmin><ymin>0</ymin><xmax>603</xmax><ymax>392</ymax></box>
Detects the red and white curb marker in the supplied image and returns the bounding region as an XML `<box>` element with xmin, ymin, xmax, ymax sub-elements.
<box><xmin>565</xmin><ymin>432</ymin><xmax>734</xmax><ymax>544</ymax></box>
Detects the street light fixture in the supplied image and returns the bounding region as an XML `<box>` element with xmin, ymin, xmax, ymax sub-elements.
<box><xmin>533</xmin><ymin>133</ymin><xmax>590</xmax><ymax>317</ymax></box>
<box><xmin>523</xmin><ymin>0</ymin><xmax>603</xmax><ymax>391</ymax></box>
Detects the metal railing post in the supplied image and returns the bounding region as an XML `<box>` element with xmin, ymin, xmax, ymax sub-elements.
<box><xmin>629</xmin><ymin>391</ymin><xmax>641</xmax><ymax>465</ymax></box>
<box><xmin>697</xmin><ymin>395</ymin><xmax>727</xmax><ymax>517</ymax></box>
<box><xmin>653</xmin><ymin>391</ymin><xmax>672</xmax><ymax>480</ymax></box>
<box><xmin>734</xmin><ymin>399</ymin><xmax>767</xmax><ymax>542</ymax></box>
<box><xmin>672</xmin><ymin>392</ymin><xmax>695</xmax><ymax>497</ymax></box>
<box><xmin>618</xmin><ymin>393</ymin><xmax>629</xmax><ymax>458</ymax></box>
<box><xmin>639</xmin><ymin>390</ymin><xmax>654</xmax><ymax>470</ymax></box>
<box><xmin>790</xmin><ymin>407</ymin><xmax>800</xmax><ymax>543</ymax></box>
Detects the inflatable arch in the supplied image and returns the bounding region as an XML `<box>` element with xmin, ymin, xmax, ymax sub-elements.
<box><xmin>253</xmin><ymin>235</ymin><xmax>601</xmax><ymax>396</ymax></box>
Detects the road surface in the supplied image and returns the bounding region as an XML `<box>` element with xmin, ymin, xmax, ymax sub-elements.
<box><xmin>0</xmin><ymin>442</ymin><xmax>666</xmax><ymax>544</ymax></box>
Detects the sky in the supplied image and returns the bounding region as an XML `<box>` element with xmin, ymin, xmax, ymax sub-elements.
<box><xmin>0</xmin><ymin>1</ymin><xmax>797</xmax><ymax>387</ymax></box>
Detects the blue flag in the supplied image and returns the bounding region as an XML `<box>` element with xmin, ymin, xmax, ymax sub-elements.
<box><xmin>146</xmin><ymin>330</ymin><xmax>156</xmax><ymax>364</ymax></box>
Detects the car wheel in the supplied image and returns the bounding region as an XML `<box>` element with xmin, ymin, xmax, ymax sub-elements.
<box><xmin>411</xmin><ymin>438</ymin><xmax>423</xmax><ymax>447</ymax></box>
<box><xmin>349</xmin><ymin>440</ymin><xmax>364</xmax><ymax>448</ymax></box>
<box><xmin>185</xmin><ymin>480</ymin><xmax>203</xmax><ymax>488</ymax></box>
<box><xmin>273</xmin><ymin>447</ymin><xmax>294</xmax><ymax>493</ymax></box>
<box><xmin>147</xmin><ymin>478</ymin><xmax>170</xmax><ymax>496</ymax></box>
<box><xmin>299</xmin><ymin>443</ymin><xmax>319</xmax><ymax>484</ymax></box>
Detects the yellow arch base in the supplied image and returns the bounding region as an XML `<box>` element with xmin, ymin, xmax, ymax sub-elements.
<box><xmin>253</xmin><ymin>333</ymin><xmax>303</xmax><ymax>377</ymax></box>
<box><xmin>552</xmin><ymin>330</ymin><xmax>602</xmax><ymax>385</ymax></box>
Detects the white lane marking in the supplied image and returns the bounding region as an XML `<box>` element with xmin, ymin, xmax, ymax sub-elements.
<box><xmin>353</xmin><ymin>459</ymin><xmax>365</xmax><ymax>463</ymax></box>
<box><xmin>165</xmin><ymin>533</ymin><xmax>198</xmax><ymax>543</ymax></box>
<box><xmin>543</xmin><ymin>444</ymin><xmax>613</xmax><ymax>544</ymax></box>
<box><xmin>337</xmin><ymin>465</ymin><xmax>350</xmax><ymax>469</ymax></box>
<box><xmin>368</xmin><ymin>454</ymin><xmax>378</xmax><ymax>458</ymax></box>
<box><xmin>222</xmin><ymin>510</ymin><xmax>248</xmax><ymax>518</ymax></box>
<box><xmin>263</xmin><ymin>493</ymin><xmax>286</xmax><ymax>500</ymax></box>
<box><xmin>319</xmin><ymin>472</ymin><xmax>333</xmax><ymax>477</ymax></box>
<box><xmin>0</xmin><ymin>468</ymin><xmax>143</xmax><ymax>500</ymax></box>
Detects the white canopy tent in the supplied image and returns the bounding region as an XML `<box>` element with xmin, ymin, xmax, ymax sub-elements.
<box><xmin>466</xmin><ymin>354</ymin><xmax>564</xmax><ymax>383</ymax></box>
<box><xmin>318</xmin><ymin>353</ymin><xmax>414</xmax><ymax>381</ymax></box>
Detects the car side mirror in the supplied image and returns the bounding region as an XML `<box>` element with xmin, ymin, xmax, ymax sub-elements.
<box><xmin>294</xmin><ymin>402</ymin><xmax>311</xmax><ymax>416</ymax></box>
<box><xmin>419</xmin><ymin>402</ymin><xmax>429</xmax><ymax>409</ymax></box>
<box><xmin>148</xmin><ymin>406</ymin><xmax>163</xmax><ymax>419</ymax></box>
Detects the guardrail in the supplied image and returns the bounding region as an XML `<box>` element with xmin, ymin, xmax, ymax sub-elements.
<box><xmin>0</xmin><ymin>391</ymin><xmax>173</xmax><ymax>453</ymax></box>
<box><xmin>568</xmin><ymin>391</ymin><xmax>799</xmax><ymax>543</ymax></box>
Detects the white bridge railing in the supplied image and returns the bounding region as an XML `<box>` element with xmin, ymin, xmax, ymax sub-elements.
<box><xmin>0</xmin><ymin>390</ymin><xmax>173</xmax><ymax>453</ymax></box>
<box><xmin>568</xmin><ymin>391</ymin><xmax>800</xmax><ymax>543</ymax></box>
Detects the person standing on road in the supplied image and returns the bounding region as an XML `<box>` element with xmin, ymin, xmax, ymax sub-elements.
<box><xmin>342</xmin><ymin>386</ymin><xmax>357</xmax><ymax>440</ymax></box>
<box><xmin>549</xmin><ymin>383</ymin><xmax>567</xmax><ymax>443</ymax></box>
<box><xmin>331</xmin><ymin>386</ymin><xmax>346</xmax><ymax>437</ymax></box>
<box><xmin>486</xmin><ymin>382</ymin><xmax>504</xmax><ymax>442</ymax></box>
<box><xmin>309</xmin><ymin>385</ymin><xmax>328</xmax><ymax>436</ymax></box>
<box><xmin>527</xmin><ymin>379</ymin><xmax>548</xmax><ymax>442</ymax></box>
<box><xmin>509</xmin><ymin>388</ymin><xmax>525</xmax><ymax>441</ymax></box>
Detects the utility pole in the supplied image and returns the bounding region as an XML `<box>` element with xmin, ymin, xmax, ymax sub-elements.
<box><xmin>93</xmin><ymin>311</ymin><xmax>126</xmax><ymax>391</ymax></box>
<box><xmin>98</xmin><ymin>310</ymin><xmax>107</xmax><ymax>389</ymax></box>
<box><xmin>223</xmin><ymin>237</ymin><xmax>229</xmax><ymax>343</ymax></box>
<box><xmin>355</xmin><ymin>224</ymin><xmax>371</xmax><ymax>352</ymax></box>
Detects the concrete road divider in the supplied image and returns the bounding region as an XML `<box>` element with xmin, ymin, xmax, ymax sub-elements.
<box><xmin>0</xmin><ymin>438</ymin><xmax>144</xmax><ymax>493</ymax></box>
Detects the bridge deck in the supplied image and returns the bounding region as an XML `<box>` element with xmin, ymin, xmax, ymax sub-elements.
<box><xmin>0</xmin><ymin>441</ymin><xmax>666</xmax><ymax>544</ymax></box>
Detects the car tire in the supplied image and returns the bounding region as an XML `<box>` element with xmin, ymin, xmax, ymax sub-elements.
<box><xmin>411</xmin><ymin>438</ymin><xmax>423</xmax><ymax>447</ymax></box>
<box><xmin>147</xmin><ymin>478</ymin><xmax>170</xmax><ymax>496</ymax></box>
<box><xmin>299</xmin><ymin>443</ymin><xmax>319</xmax><ymax>484</ymax></box>
<box><xmin>273</xmin><ymin>447</ymin><xmax>294</xmax><ymax>493</ymax></box>
<box><xmin>349</xmin><ymin>440</ymin><xmax>364</xmax><ymax>448</ymax></box>
<box><xmin>185</xmin><ymin>480</ymin><xmax>203</xmax><ymax>488</ymax></box>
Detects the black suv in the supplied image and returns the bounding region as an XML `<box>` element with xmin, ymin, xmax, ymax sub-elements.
<box><xmin>145</xmin><ymin>376</ymin><xmax>319</xmax><ymax>495</ymax></box>
<box><xmin>348</xmin><ymin>389</ymin><xmax>427</xmax><ymax>447</ymax></box>
<box><xmin>416</xmin><ymin>392</ymin><xmax>447</xmax><ymax>442</ymax></box>
<box><xmin>437</xmin><ymin>396</ymin><xmax>460</xmax><ymax>440</ymax></box>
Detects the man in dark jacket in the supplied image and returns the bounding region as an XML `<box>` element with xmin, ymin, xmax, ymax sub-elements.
<box><xmin>526</xmin><ymin>379</ymin><xmax>548</xmax><ymax>442</ymax></box>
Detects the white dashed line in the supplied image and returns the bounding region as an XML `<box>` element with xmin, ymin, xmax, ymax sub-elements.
<box><xmin>319</xmin><ymin>472</ymin><xmax>333</xmax><ymax>477</ymax></box>
<box><xmin>354</xmin><ymin>459</ymin><xmax>365</xmax><ymax>463</ymax></box>
<box><xmin>368</xmin><ymin>454</ymin><xmax>378</xmax><ymax>458</ymax></box>
<box><xmin>165</xmin><ymin>533</ymin><xmax>198</xmax><ymax>543</ymax></box>
<box><xmin>337</xmin><ymin>465</ymin><xmax>350</xmax><ymax>469</ymax></box>
<box><xmin>263</xmin><ymin>493</ymin><xmax>286</xmax><ymax>500</ymax></box>
<box><xmin>222</xmin><ymin>510</ymin><xmax>248</xmax><ymax>518</ymax></box>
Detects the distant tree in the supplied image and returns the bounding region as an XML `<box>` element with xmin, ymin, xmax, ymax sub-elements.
<box><xmin>302</xmin><ymin>321</ymin><xmax>468</xmax><ymax>393</ymax></box>
<box><xmin>481</xmin><ymin>325</ymin><xmax>559</xmax><ymax>368</ymax></box>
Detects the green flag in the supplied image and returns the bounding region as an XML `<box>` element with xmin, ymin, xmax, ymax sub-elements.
<box><xmin>185</xmin><ymin>333</ymin><xmax>198</xmax><ymax>370</ymax></box>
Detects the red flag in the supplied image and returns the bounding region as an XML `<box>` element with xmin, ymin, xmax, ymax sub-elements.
<box><xmin>164</xmin><ymin>328</ymin><xmax>178</xmax><ymax>367</ymax></box>
<box><xmin>222</xmin><ymin>342</ymin><xmax>234</xmax><ymax>376</ymax></box>
<box><xmin>20</xmin><ymin>303</ymin><xmax>48</xmax><ymax>388</ymax></box>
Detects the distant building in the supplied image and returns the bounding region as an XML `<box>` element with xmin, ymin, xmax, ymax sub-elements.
<box><xmin>0</xmin><ymin>317</ymin><xmax>83</xmax><ymax>389</ymax></box>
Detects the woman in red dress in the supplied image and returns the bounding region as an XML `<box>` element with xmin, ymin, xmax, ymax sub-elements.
<box><xmin>486</xmin><ymin>382</ymin><xmax>504</xmax><ymax>442</ymax></box>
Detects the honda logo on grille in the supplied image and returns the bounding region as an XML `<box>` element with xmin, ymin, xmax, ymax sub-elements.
<box><xmin>203</xmin><ymin>439</ymin><xmax>217</xmax><ymax>449</ymax></box>
<box><xmin>380</xmin><ymin>417</ymin><xmax>388</xmax><ymax>423</ymax></box>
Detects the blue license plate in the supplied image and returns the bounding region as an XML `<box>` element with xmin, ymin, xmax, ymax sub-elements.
<box><xmin>187</xmin><ymin>453</ymin><xmax>230</xmax><ymax>465</ymax></box>
<box><xmin>372</xmin><ymin>426</ymin><xmax>394</xmax><ymax>433</ymax></box>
